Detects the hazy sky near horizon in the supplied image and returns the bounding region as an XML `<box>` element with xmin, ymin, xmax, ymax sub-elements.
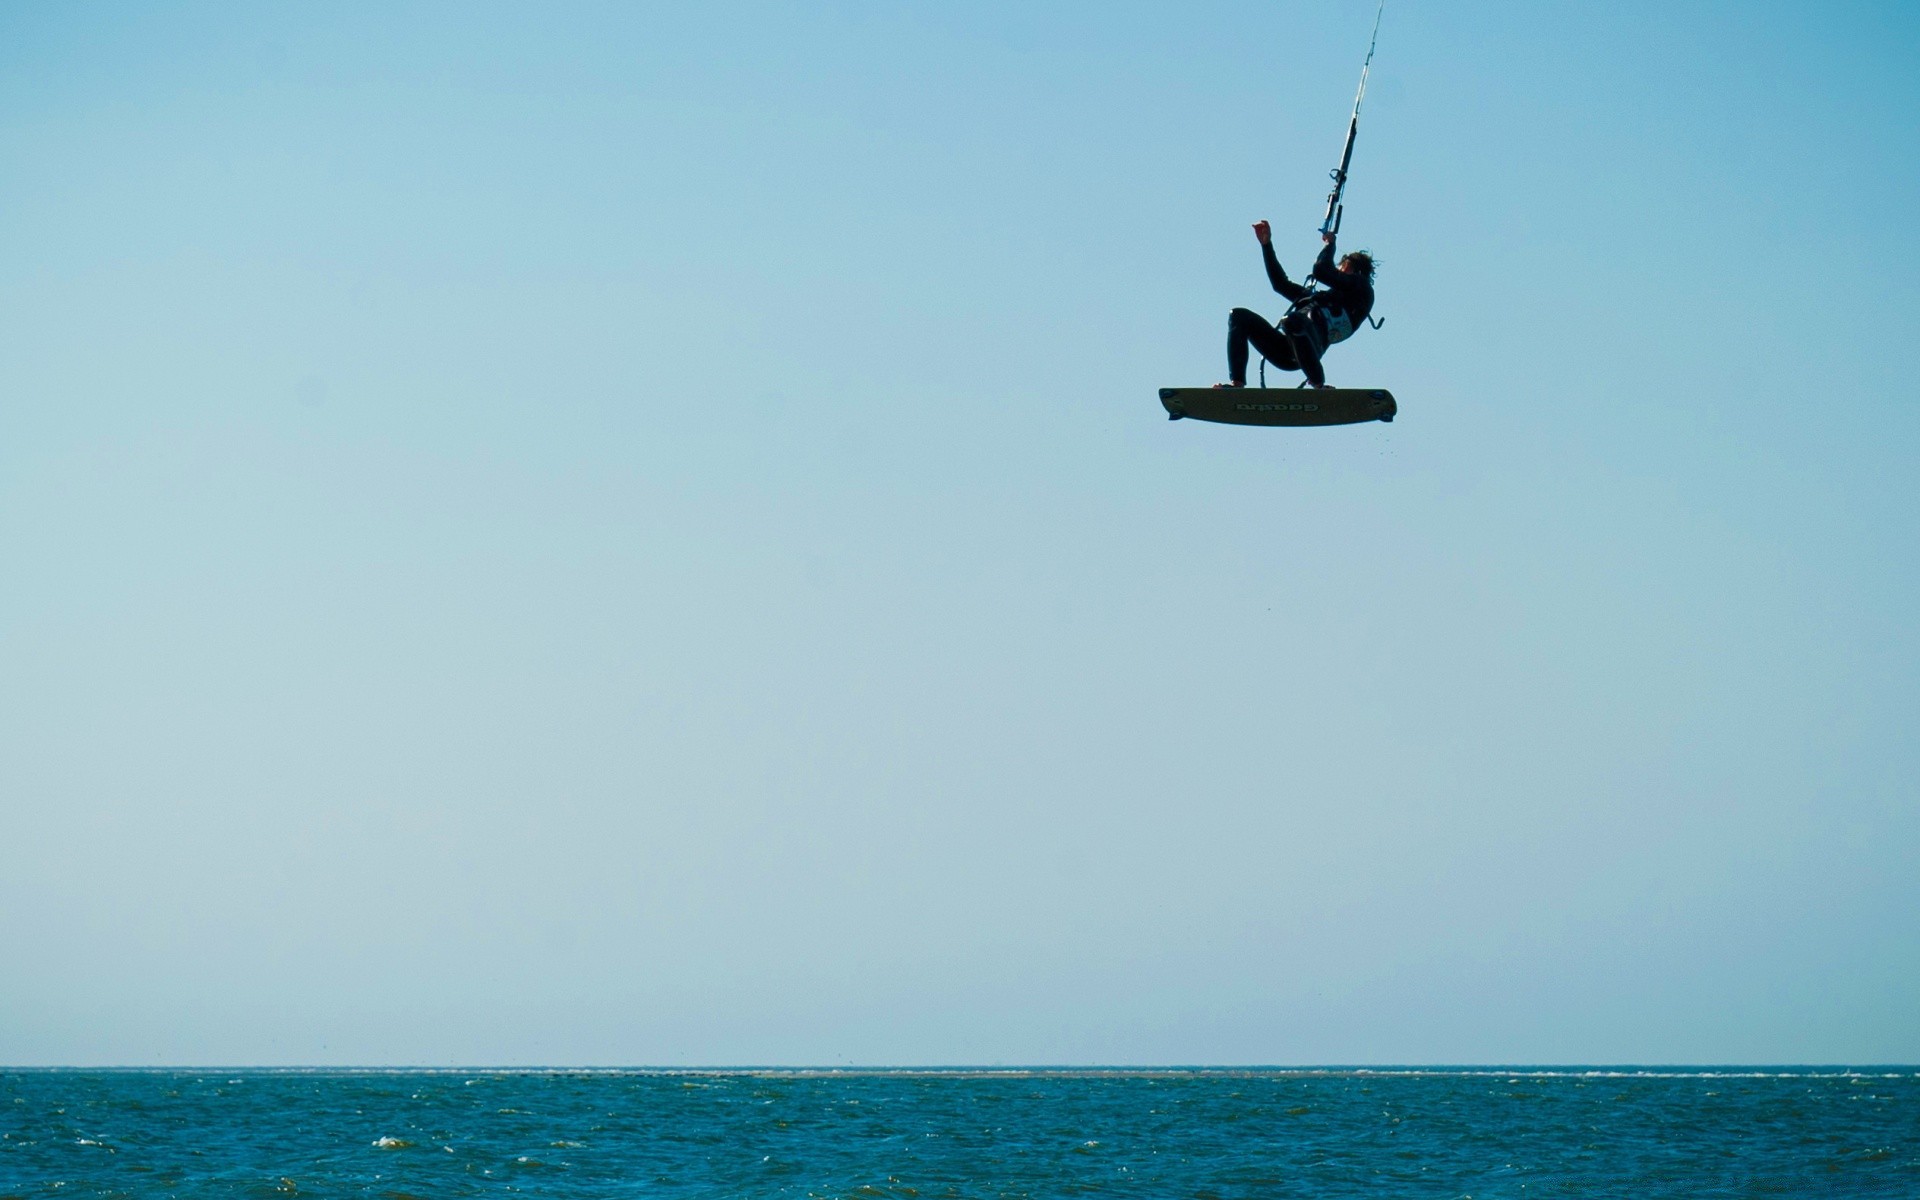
<box><xmin>3</xmin><ymin>0</ymin><xmax>1917</xmax><ymax>1067</ymax></box>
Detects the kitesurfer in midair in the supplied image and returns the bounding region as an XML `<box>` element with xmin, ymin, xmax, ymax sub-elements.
<box><xmin>1221</xmin><ymin>221</ymin><xmax>1375</xmax><ymax>389</ymax></box>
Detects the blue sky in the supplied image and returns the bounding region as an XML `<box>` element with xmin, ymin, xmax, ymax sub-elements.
<box><xmin>2</xmin><ymin>0</ymin><xmax>1916</xmax><ymax>1066</ymax></box>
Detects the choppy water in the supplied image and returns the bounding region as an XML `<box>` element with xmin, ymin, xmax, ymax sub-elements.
<box><xmin>3</xmin><ymin>1068</ymin><xmax>1915</xmax><ymax>1198</ymax></box>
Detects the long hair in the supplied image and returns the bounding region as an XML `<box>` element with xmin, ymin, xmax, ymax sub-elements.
<box><xmin>1339</xmin><ymin>250</ymin><xmax>1376</xmax><ymax>280</ymax></box>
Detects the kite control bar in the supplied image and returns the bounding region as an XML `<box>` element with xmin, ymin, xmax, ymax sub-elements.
<box><xmin>1320</xmin><ymin>0</ymin><xmax>1385</xmax><ymax>239</ymax></box>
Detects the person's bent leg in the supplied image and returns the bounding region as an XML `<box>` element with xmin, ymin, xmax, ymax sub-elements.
<box><xmin>1281</xmin><ymin>310</ymin><xmax>1328</xmax><ymax>388</ymax></box>
<box><xmin>1230</xmin><ymin>308</ymin><xmax>1298</xmax><ymax>385</ymax></box>
<box><xmin>1226</xmin><ymin>309</ymin><xmax>1255</xmax><ymax>385</ymax></box>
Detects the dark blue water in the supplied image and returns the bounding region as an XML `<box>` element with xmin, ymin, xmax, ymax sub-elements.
<box><xmin>3</xmin><ymin>1069</ymin><xmax>1915</xmax><ymax>1198</ymax></box>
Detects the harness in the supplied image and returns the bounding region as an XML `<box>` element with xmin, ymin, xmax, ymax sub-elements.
<box><xmin>1256</xmin><ymin>283</ymin><xmax>1382</xmax><ymax>386</ymax></box>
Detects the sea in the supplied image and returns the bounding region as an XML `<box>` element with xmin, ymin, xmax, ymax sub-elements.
<box><xmin>3</xmin><ymin>1068</ymin><xmax>1915</xmax><ymax>1198</ymax></box>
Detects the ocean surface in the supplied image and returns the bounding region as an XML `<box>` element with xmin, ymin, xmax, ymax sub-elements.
<box><xmin>3</xmin><ymin>1068</ymin><xmax>1915</xmax><ymax>1198</ymax></box>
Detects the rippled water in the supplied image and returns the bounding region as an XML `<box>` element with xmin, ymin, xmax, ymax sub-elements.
<box><xmin>3</xmin><ymin>1068</ymin><xmax>1915</xmax><ymax>1198</ymax></box>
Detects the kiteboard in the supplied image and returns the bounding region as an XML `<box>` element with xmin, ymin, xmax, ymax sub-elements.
<box><xmin>1159</xmin><ymin>387</ymin><xmax>1395</xmax><ymax>427</ymax></box>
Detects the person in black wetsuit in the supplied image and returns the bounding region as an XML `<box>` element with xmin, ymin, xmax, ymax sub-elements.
<box><xmin>1222</xmin><ymin>220</ymin><xmax>1375</xmax><ymax>389</ymax></box>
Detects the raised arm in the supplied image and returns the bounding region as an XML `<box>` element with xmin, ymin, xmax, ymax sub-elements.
<box><xmin>1310</xmin><ymin>234</ymin><xmax>1342</xmax><ymax>286</ymax></box>
<box><xmin>1254</xmin><ymin>221</ymin><xmax>1310</xmax><ymax>302</ymax></box>
<box><xmin>1310</xmin><ymin>233</ymin><xmax>1369</xmax><ymax>308</ymax></box>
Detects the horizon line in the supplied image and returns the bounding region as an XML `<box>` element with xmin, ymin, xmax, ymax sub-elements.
<box><xmin>7</xmin><ymin>1063</ymin><xmax>1916</xmax><ymax>1076</ymax></box>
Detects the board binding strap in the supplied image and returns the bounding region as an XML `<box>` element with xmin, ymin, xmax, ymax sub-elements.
<box><xmin>1159</xmin><ymin>387</ymin><xmax>1396</xmax><ymax>427</ymax></box>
